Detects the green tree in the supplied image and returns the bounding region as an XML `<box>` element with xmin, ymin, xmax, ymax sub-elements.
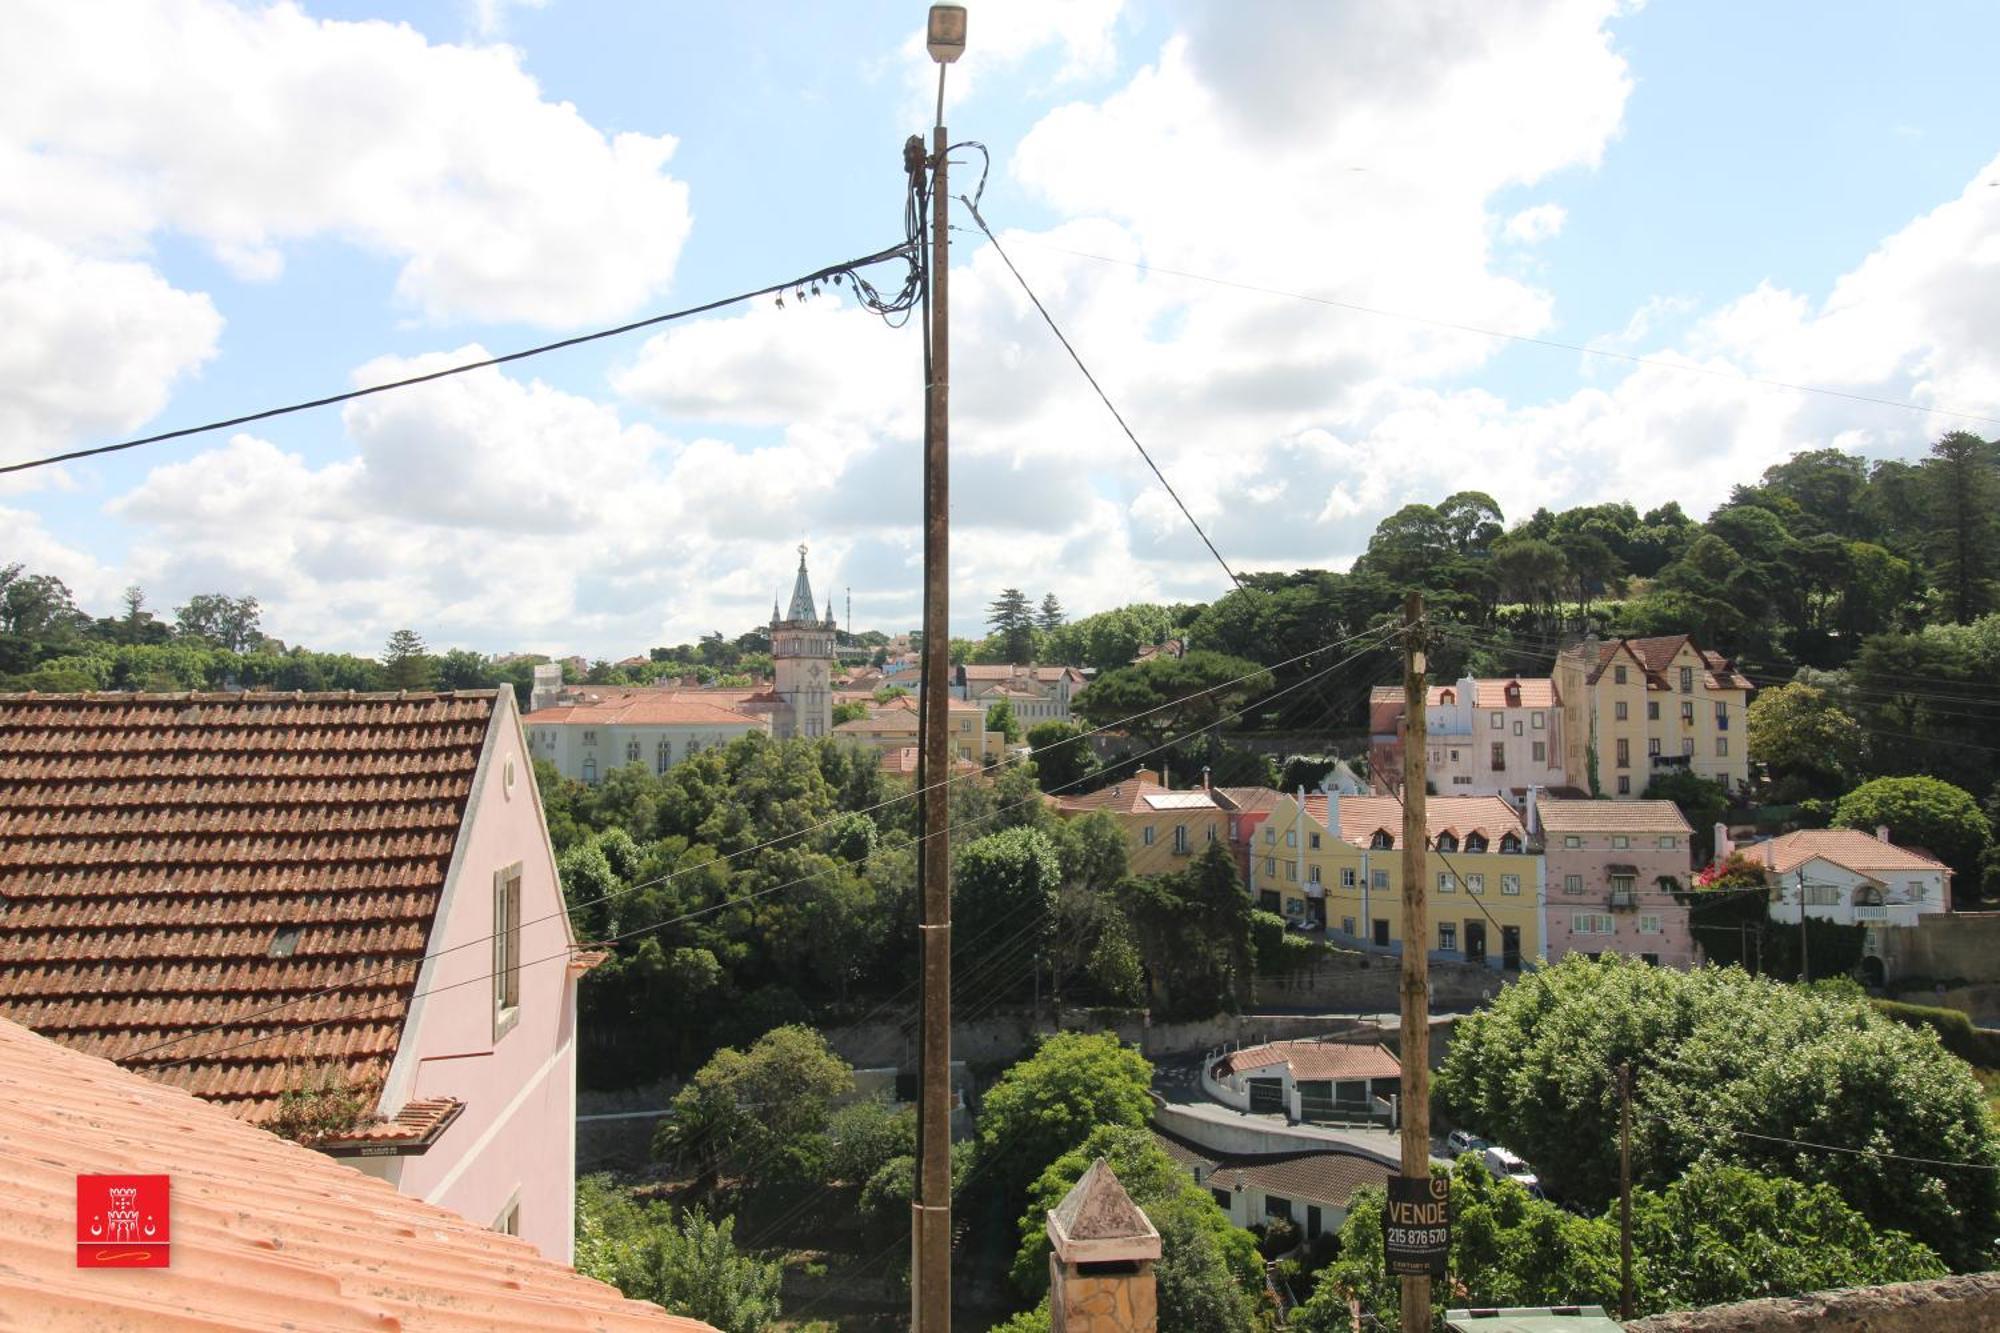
<box><xmin>381</xmin><ymin>628</ymin><xmax>437</xmax><ymax>690</ymax></box>
<box><xmin>1435</xmin><ymin>956</ymin><xmax>2000</xmax><ymax>1269</ymax></box>
<box><xmin>1639</xmin><ymin>770</ymin><xmax>1730</xmax><ymax>863</ymax></box>
<box><xmin>1012</xmin><ymin>1126</ymin><xmax>1261</xmax><ymax>1331</ymax></box>
<box><xmin>172</xmin><ymin>592</ymin><xmax>262</xmax><ymax>651</ymax></box>
<box><xmin>652</xmin><ymin>1025</ymin><xmax>854</xmax><ymax>1186</ymax></box>
<box><xmin>0</xmin><ymin>565</ymin><xmax>86</xmax><ymax>640</ymax></box>
<box><xmin>976</xmin><ymin>1033</ymin><xmax>1154</xmax><ymax>1208</ymax></box>
<box><xmin>986</xmin><ymin>697</ymin><xmax>1022</xmax><ymax>743</ymax></box>
<box><xmin>1747</xmin><ymin>682</ymin><xmax>1864</xmax><ymax>798</ymax></box>
<box><xmin>1074</xmin><ymin>651</ymin><xmax>1273</xmax><ymax>746</ymax></box>
<box><xmin>1833</xmin><ymin>775</ymin><xmax>1991</xmax><ymax>902</ymax></box>
<box><xmin>1923</xmin><ymin>431</ymin><xmax>2000</xmax><ymax>623</ymax></box>
<box><xmin>831</xmin><ymin>699</ymin><xmax>868</xmax><ymax>726</ymax></box>
<box><xmin>988</xmin><ymin>588</ymin><xmax>1036</xmax><ymax>661</ymax></box>
<box><xmin>433</xmin><ymin>647</ymin><xmax>492</xmax><ymax>689</ymax></box>
<box><xmin>575</xmin><ymin>1176</ymin><xmax>782</xmax><ymax>1333</ymax></box>
<box><xmin>1026</xmin><ymin>719</ymin><xmax>1097</xmax><ymax>793</ymax></box>
<box><xmin>954</xmin><ymin>827</ymin><xmax>1062</xmax><ymax>988</ymax></box>
<box><xmin>825</xmin><ymin>1095</ymin><xmax>915</xmax><ymax>1187</ymax></box>
<box><xmin>1037</xmin><ymin>592</ymin><xmax>1066</xmax><ymax>634</ymax></box>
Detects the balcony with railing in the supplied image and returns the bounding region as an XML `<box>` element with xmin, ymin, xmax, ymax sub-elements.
<box><xmin>1609</xmin><ymin>888</ymin><xmax>1640</xmax><ymax>911</ymax></box>
<box><xmin>1854</xmin><ymin>904</ymin><xmax>1889</xmax><ymax>923</ymax></box>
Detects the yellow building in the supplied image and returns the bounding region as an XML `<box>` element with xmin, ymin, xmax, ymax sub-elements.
<box><xmin>1215</xmin><ymin>787</ymin><xmax>1361</xmax><ymax>927</ymax></box>
<box><xmin>1053</xmin><ymin>769</ymin><xmax>1227</xmax><ymax>877</ymax></box>
<box><xmin>831</xmin><ymin>694</ymin><xmax>1005</xmax><ymax>764</ymax></box>
<box><xmin>1553</xmin><ymin>635</ymin><xmax>1752</xmax><ymax>798</ymax></box>
<box><xmin>1305</xmin><ymin>793</ymin><xmax>1545</xmax><ymax>970</ymax></box>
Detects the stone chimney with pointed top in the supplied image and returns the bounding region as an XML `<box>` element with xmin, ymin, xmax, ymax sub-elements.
<box><xmin>1046</xmin><ymin>1159</ymin><xmax>1160</xmax><ymax>1333</ymax></box>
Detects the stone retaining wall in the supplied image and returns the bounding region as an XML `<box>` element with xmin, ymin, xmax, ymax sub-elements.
<box><xmin>1623</xmin><ymin>1274</ymin><xmax>2000</xmax><ymax>1332</ymax></box>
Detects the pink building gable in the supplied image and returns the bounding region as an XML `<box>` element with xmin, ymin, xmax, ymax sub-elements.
<box><xmin>1532</xmin><ymin>794</ymin><xmax>1696</xmax><ymax>968</ymax></box>
<box><xmin>374</xmin><ymin>688</ymin><xmax>584</xmax><ymax>1262</ymax></box>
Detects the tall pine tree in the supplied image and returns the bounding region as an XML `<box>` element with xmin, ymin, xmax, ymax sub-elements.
<box><xmin>987</xmin><ymin>588</ymin><xmax>1035</xmax><ymax>662</ymax></box>
<box><xmin>1923</xmin><ymin>431</ymin><xmax>2000</xmax><ymax>623</ymax></box>
<box><xmin>1037</xmin><ymin>592</ymin><xmax>1065</xmax><ymax>634</ymax></box>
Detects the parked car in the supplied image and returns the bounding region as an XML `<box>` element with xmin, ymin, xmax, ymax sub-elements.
<box><xmin>1482</xmin><ymin>1144</ymin><xmax>1543</xmax><ymax>1196</ymax></box>
<box><xmin>1446</xmin><ymin>1129</ymin><xmax>1488</xmax><ymax>1156</ymax></box>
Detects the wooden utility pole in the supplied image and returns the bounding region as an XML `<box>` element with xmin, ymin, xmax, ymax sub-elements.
<box><xmin>1618</xmin><ymin>1062</ymin><xmax>1634</xmax><ymax>1320</ymax></box>
<box><xmin>1398</xmin><ymin>590</ymin><xmax>1432</xmax><ymax>1333</ymax></box>
<box><xmin>912</xmin><ymin>11</ymin><xmax>963</xmax><ymax>1327</ymax></box>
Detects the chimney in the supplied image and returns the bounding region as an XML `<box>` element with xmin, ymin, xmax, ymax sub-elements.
<box><xmin>1714</xmin><ymin>823</ymin><xmax>1732</xmax><ymax>861</ymax></box>
<box><xmin>1525</xmin><ymin>785</ymin><xmax>1541</xmax><ymax>838</ymax></box>
<box><xmin>1160</xmin><ymin>765</ymin><xmax>1169</xmax><ymax>790</ymax></box>
<box><xmin>1876</xmin><ymin>825</ymin><xmax>1891</xmax><ymax>843</ymax></box>
<box><xmin>1047</xmin><ymin>1159</ymin><xmax>1160</xmax><ymax>1333</ymax></box>
<box><xmin>1202</xmin><ymin>766</ymin><xmax>1211</xmax><ymax>792</ymax></box>
<box><xmin>1763</xmin><ymin>839</ymin><xmax>1775</xmax><ymax>868</ymax></box>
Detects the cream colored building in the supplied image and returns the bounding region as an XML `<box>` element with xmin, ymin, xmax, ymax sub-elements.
<box><xmin>1553</xmin><ymin>635</ymin><xmax>1752</xmax><ymax>798</ymax></box>
<box><xmin>832</xmin><ymin>694</ymin><xmax>1004</xmax><ymax>765</ymax></box>
<box><xmin>1368</xmin><ymin>676</ymin><xmax>1569</xmax><ymax>799</ymax></box>
<box><xmin>769</xmin><ymin>545</ymin><xmax>838</xmax><ymax>740</ymax></box>
<box><xmin>1053</xmin><ymin>769</ymin><xmax>1227</xmax><ymax>878</ymax></box>
<box><xmin>525</xmin><ymin>692</ymin><xmax>770</xmax><ymax>784</ymax></box>
<box><xmin>955</xmin><ymin>664</ymin><xmax>1088</xmax><ymax>726</ymax></box>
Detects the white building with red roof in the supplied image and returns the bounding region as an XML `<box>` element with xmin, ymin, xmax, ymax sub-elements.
<box><xmin>1369</xmin><ymin>675</ymin><xmax>1570</xmax><ymax>800</ymax></box>
<box><xmin>1204</xmin><ymin>1037</ymin><xmax>1402</xmax><ymax>1123</ymax></box>
<box><xmin>525</xmin><ymin>688</ymin><xmax>771</xmax><ymax>784</ymax></box>
<box><xmin>1721</xmin><ymin>827</ymin><xmax>1953</xmax><ymax>933</ymax></box>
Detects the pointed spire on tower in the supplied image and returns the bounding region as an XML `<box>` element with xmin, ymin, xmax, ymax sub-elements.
<box><xmin>786</xmin><ymin>543</ymin><xmax>818</xmax><ymax>623</ymax></box>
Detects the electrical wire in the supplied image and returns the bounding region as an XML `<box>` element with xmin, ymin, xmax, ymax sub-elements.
<box><xmin>133</xmin><ymin>628</ymin><xmax>1401</xmax><ymax>1075</ymax></box>
<box><xmin>113</xmin><ymin>622</ymin><xmax>1394</xmax><ymax>1067</ymax></box>
<box><xmin>0</xmin><ymin>243</ymin><xmax>923</xmax><ymax>479</ymax></box>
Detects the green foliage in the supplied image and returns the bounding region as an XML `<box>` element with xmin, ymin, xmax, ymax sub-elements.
<box><xmin>652</xmin><ymin>1025</ymin><xmax>854</xmax><ymax>1185</ymax></box>
<box><xmin>575</xmin><ymin>1175</ymin><xmax>783</xmax><ymax>1332</ymax></box>
<box><xmin>1026</xmin><ymin>719</ymin><xmax>1097</xmax><ymax>793</ymax></box>
<box><xmin>986</xmin><ymin>696</ymin><xmax>1022</xmax><ymax>743</ymax></box>
<box><xmin>976</xmin><ymin>1033</ymin><xmax>1155</xmax><ymax>1209</ymax></box>
<box><xmin>988</xmin><ymin>588</ymin><xmax>1036</xmax><ymax>662</ymax></box>
<box><xmin>1436</xmin><ymin>956</ymin><xmax>2000</xmax><ymax>1269</ymax></box>
<box><xmin>1834</xmin><ymin>775</ymin><xmax>1991</xmax><ymax>897</ymax></box>
<box><xmin>991</xmin><ymin>1305</ymin><xmax>1051</xmax><ymax>1333</ymax></box>
<box><xmin>1639</xmin><ymin>770</ymin><xmax>1730</xmax><ymax>862</ymax></box>
<box><xmin>953</xmin><ymin>826</ymin><xmax>1062</xmax><ymax>988</ymax></box>
<box><xmin>1747</xmin><ymin>681</ymin><xmax>1865</xmax><ymax>799</ymax></box>
<box><xmin>1011</xmin><ymin>1126</ymin><xmax>1263</xmax><ymax>1332</ymax></box>
<box><xmin>1120</xmin><ymin>842</ymin><xmax>1254</xmax><ymax>1018</ymax></box>
<box><xmin>831</xmin><ymin>699</ymin><xmax>868</xmax><ymax>726</ymax></box>
<box><xmin>266</xmin><ymin>1062</ymin><xmax>376</xmax><ymax>1145</ymax></box>
<box><xmin>825</xmin><ymin>1094</ymin><xmax>916</xmax><ymax>1187</ymax></box>
<box><xmin>1073</xmin><ymin>651</ymin><xmax>1274</xmax><ymax>745</ymax></box>
<box><xmin>1872</xmin><ymin>999</ymin><xmax>2000</xmax><ymax>1067</ymax></box>
<box><xmin>380</xmin><ymin>628</ymin><xmax>436</xmax><ymax>690</ymax></box>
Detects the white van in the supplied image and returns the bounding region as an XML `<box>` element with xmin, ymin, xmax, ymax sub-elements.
<box><xmin>1482</xmin><ymin>1145</ymin><xmax>1544</xmax><ymax>1197</ymax></box>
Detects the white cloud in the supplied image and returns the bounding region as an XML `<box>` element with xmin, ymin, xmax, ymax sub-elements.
<box><xmin>1504</xmin><ymin>203</ymin><xmax>1568</xmax><ymax>244</ymax></box>
<box><xmin>468</xmin><ymin>0</ymin><xmax>549</xmax><ymax>39</ymax></box>
<box><xmin>896</xmin><ymin>0</ymin><xmax>1125</xmax><ymax>119</ymax></box>
<box><xmin>0</xmin><ymin>226</ymin><xmax>221</xmax><ymax>474</ymax></box>
<box><xmin>0</xmin><ymin>0</ymin><xmax>691</xmax><ymax>327</ymax></box>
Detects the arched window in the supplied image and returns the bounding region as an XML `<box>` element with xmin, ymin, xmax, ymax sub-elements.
<box><xmin>1854</xmin><ymin>886</ymin><xmax>1885</xmax><ymax>907</ymax></box>
<box><xmin>1436</xmin><ymin>832</ymin><xmax>1459</xmax><ymax>853</ymax></box>
<box><xmin>656</xmin><ymin>738</ymin><xmax>672</xmax><ymax>773</ymax></box>
<box><xmin>1371</xmin><ymin>829</ymin><xmax>1394</xmax><ymax>850</ymax></box>
<box><xmin>626</xmin><ymin>739</ymin><xmax>641</xmax><ymax>763</ymax></box>
<box><xmin>1439</xmin><ymin>689</ymin><xmax>1456</xmax><ymax>706</ymax></box>
<box><xmin>1464</xmin><ymin>832</ymin><xmax>1489</xmax><ymax>853</ymax></box>
<box><xmin>1499</xmin><ymin>833</ymin><xmax>1522</xmax><ymax>854</ymax></box>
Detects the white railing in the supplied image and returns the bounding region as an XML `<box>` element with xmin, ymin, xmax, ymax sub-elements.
<box><xmin>1854</xmin><ymin>905</ymin><xmax>1889</xmax><ymax>923</ymax></box>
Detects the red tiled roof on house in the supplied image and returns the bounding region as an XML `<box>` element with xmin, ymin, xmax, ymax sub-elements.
<box><xmin>1054</xmin><ymin>769</ymin><xmax>1221</xmax><ymax>817</ymax></box>
<box><xmin>1534</xmin><ymin>798</ymin><xmax>1691</xmax><ymax>835</ymax></box>
<box><xmin>1217</xmin><ymin>1039</ymin><xmax>1402</xmax><ymax>1082</ymax></box>
<box><xmin>960</xmin><ymin>664</ymin><xmax>1085</xmax><ymax>684</ymax></box>
<box><xmin>1153</xmin><ymin>1129</ymin><xmax>1392</xmax><ymax>1210</ymax></box>
<box><xmin>0</xmin><ymin>1016</ymin><xmax>711</xmax><ymax>1331</ymax></box>
<box><xmin>527</xmin><ymin>692</ymin><xmax>767</xmax><ymax>728</ymax></box>
<box><xmin>0</xmin><ymin>691</ymin><xmax>500</xmax><ymax>1124</ymax></box>
<box><xmin>1562</xmin><ymin>635</ymin><xmax>1752</xmax><ymax>692</ymax></box>
<box><xmin>1375</xmin><ymin>678</ymin><xmax>1560</xmax><ymax>710</ymax></box>
<box><xmin>1307</xmin><ymin>794</ymin><xmax>1525</xmax><ymax>850</ymax></box>
<box><xmin>1753</xmin><ymin>828</ymin><xmax>1952</xmax><ymax>880</ymax></box>
<box><xmin>1211</xmin><ymin>787</ymin><xmax>1289</xmax><ymax>814</ymax></box>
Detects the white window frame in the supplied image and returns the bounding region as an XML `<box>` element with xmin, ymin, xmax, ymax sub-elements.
<box><xmin>1532</xmin><ymin>712</ymin><xmax>1546</xmax><ymax>730</ymax></box>
<box><xmin>1501</xmin><ymin>874</ymin><xmax>1521</xmax><ymax>896</ymax></box>
<box><xmin>1439</xmin><ymin>923</ymin><xmax>1458</xmax><ymax>952</ymax></box>
<box><xmin>1143</xmin><ymin>825</ymin><xmax>1155</xmax><ymax>846</ymax></box>
<box><xmin>1564</xmin><ymin>874</ymin><xmax>1584</xmax><ymax>895</ymax></box>
<box><xmin>493</xmin><ymin>863</ymin><xmax>523</xmax><ymax>1042</ymax></box>
<box><xmin>493</xmin><ymin>1188</ymin><xmax>522</xmax><ymax>1236</ymax></box>
<box><xmin>1438</xmin><ymin>872</ymin><xmax>1456</xmax><ymax>894</ymax></box>
<box><xmin>1467</xmin><ymin>874</ymin><xmax>1485</xmax><ymax>896</ymax></box>
<box><xmin>1639</xmin><ymin>915</ymin><xmax>1663</xmax><ymax>935</ymax></box>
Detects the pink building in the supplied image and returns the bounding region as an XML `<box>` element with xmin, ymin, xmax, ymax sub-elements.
<box><xmin>1530</xmin><ymin>793</ymin><xmax>1696</xmax><ymax>967</ymax></box>
<box><xmin>1369</xmin><ymin>675</ymin><xmax>1571</xmax><ymax>802</ymax></box>
<box><xmin>0</xmin><ymin>689</ymin><xmax>590</xmax><ymax>1262</ymax></box>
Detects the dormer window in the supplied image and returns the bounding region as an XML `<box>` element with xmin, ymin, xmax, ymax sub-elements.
<box><xmin>1436</xmin><ymin>832</ymin><xmax>1458</xmax><ymax>853</ymax></box>
<box><xmin>1464</xmin><ymin>832</ymin><xmax>1488</xmax><ymax>853</ymax></box>
<box><xmin>1504</xmin><ymin>683</ymin><xmax>1521</xmax><ymax>706</ymax></box>
<box><xmin>1371</xmin><ymin>829</ymin><xmax>1394</xmax><ymax>850</ymax></box>
<box><xmin>1499</xmin><ymin>833</ymin><xmax>1522</xmax><ymax>854</ymax></box>
<box><xmin>1439</xmin><ymin>689</ymin><xmax>1456</xmax><ymax>706</ymax></box>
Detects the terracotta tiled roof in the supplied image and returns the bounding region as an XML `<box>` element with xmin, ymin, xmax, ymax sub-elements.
<box><xmin>1534</xmin><ymin>799</ymin><xmax>1691</xmax><ymax>835</ymax></box>
<box><xmin>527</xmin><ymin>693</ymin><xmax>767</xmax><ymax>728</ymax></box>
<box><xmin>1754</xmin><ymin>829</ymin><xmax>1952</xmax><ymax>879</ymax></box>
<box><xmin>0</xmin><ymin>1016</ymin><xmax>711</xmax><ymax>1331</ymax></box>
<box><xmin>1217</xmin><ymin>1039</ymin><xmax>1401</xmax><ymax>1082</ymax></box>
<box><xmin>961</xmin><ymin>664</ymin><xmax>1084</xmax><ymax>682</ymax></box>
<box><xmin>1376</xmin><ymin>679</ymin><xmax>1560</xmax><ymax>709</ymax></box>
<box><xmin>1154</xmin><ymin>1130</ymin><xmax>1392</xmax><ymax>1210</ymax></box>
<box><xmin>1211</xmin><ymin>787</ymin><xmax>1289</xmax><ymax>814</ymax></box>
<box><xmin>0</xmin><ymin>690</ymin><xmax>498</xmax><ymax>1123</ymax></box>
<box><xmin>1307</xmin><ymin>794</ymin><xmax>1525</xmax><ymax>850</ymax></box>
<box><xmin>1561</xmin><ymin>636</ymin><xmax>1752</xmax><ymax>692</ymax></box>
<box><xmin>878</xmin><ymin>747</ymin><xmax>981</xmax><ymax>776</ymax></box>
<box><xmin>1054</xmin><ymin>771</ymin><xmax>1220</xmax><ymax>817</ymax></box>
<box><xmin>318</xmin><ymin>1094</ymin><xmax>464</xmax><ymax>1150</ymax></box>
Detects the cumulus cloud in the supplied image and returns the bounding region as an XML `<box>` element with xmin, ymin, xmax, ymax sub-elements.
<box><xmin>1504</xmin><ymin>203</ymin><xmax>1568</xmax><ymax>244</ymax></box>
<box><xmin>0</xmin><ymin>0</ymin><xmax>691</xmax><ymax>327</ymax></box>
<box><xmin>0</xmin><ymin>226</ymin><xmax>222</xmax><ymax>474</ymax></box>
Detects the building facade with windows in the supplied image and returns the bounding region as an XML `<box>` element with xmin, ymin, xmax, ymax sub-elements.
<box><xmin>1529</xmin><ymin>794</ymin><xmax>1695</xmax><ymax>967</ymax></box>
<box><xmin>769</xmin><ymin>544</ymin><xmax>839</xmax><ymax>741</ymax></box>
<box><xmin>524</xmin><ymin>692</ymin><xmax>771</xmax><ymax>784</ymax></box>
<box><xmin>1053</xmin><ymin>769</ymin><xmax>1226</xmax><ymax>877</ymax></box>
<box><xmin>954</xmin><ymin>663</ymin><xmax>1088</xmax><ymax>725</ymax></box>
<box><xmin>1368</xmin><ymin>676</ymin><xmax>1569</xmax><ymax>799</ymax></box>
<box><xmin>1719</xmin><ymin>829</ymin><xmax>1952</xmax><ymax>981</ymax></box>
<box><xmin>831</xmin><ymin>693</ymin><xmax>1004</xmax><ymax>764</ymax></box>
<box><xmin>1305</xmin><ymin>793</ymin><xmax>1546</xmax><ymax>969</ymax></box>
<box><xmin>1553</xmin><ymin>635</ymin><xmax>1753</xmax><ymax>797</ymax></box>
<box><xmin>1216</xmin><ymin>787</ymin><xmax>1360</xmax><ymax>928</ymax></box>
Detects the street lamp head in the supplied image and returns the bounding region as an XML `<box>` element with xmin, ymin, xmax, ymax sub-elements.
<box><xmin>927</xmin><ymin>4</ymin><xmax>967</xmax><ymax>63</ymax></box>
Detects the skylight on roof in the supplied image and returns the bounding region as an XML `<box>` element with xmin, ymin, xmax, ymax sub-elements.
<box><xmin>268</xmin><ymin>926</ymin><xmax>303</xmax><ymax>958</ymax></box>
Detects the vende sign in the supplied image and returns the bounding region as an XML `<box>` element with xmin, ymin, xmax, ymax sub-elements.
<box><xmin>76</xmin><ymin>1174</ymin><xmax>170</xmax><ymax>1268</ymax></box>
<box><xmin>1383</xmin><ymin>1173</ymin><xmax>1449</xmax><ymax>1277</ymax></box>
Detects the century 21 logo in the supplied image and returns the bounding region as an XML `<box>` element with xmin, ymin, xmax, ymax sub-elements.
<box><xmin>76</xmin><ymin>1175</ymin><xmax>171</xmax><ymax>1268</ymax></box>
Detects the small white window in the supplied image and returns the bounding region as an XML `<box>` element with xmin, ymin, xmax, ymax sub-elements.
<box><xmin>1565</xmin><ymin>874</ymin><xmax>1584</xmax><ymax>895</ymax></box>
<box><xmin>1286</xmin><ymin>861</ymin><xmax>1298</xmax><ymax>881</ymax></box>
<box><xmin>1612</xmin><ymin>836</ymin><xmax>1630</xmax><ymax>849</ymax></box>
<box><xmin>1143</xmin><ymin>825</ymin><xmax>1155</xmax><ymax>846</ymax></box>
<box><xmin>1341</xmin><ymin>867</ymin><xmax>1357</xmax><ymax>887</ymax></box>
<box><xmin>1372</xmin><ymin>869</ymin><xmax>1389</xmax><ymax>889</ymax></box>
<box><xmin>1639</xmin><ymin>915</ymin><xmax>1663</xmax><ymax>935</ymax></box>
<box><xmin>1309</xmin><ymin>864</ymin><xmax>1322</xmax><ymax>885</ymax></box>
<box><xmin>1491</xmin><ymin>714</ymin><xmax>1504</xmax><ymax>730</ymax></box>
<box><xmin>1513</xmin><ymin>720</ymin><xmax>1524</xmax><ymax>737</ymax></box>
<box><xmin>1286</xmin><ymin>830</ymin><xmax>1297</xmax><ymax>848</ymax></box>
<box><xmin>1658</xmin><ymin>835</ymin><xmax>1676</xmax><ymax>849</ymax></box>
<box><xmin>493</xmin><ymin>863</ymin><xmax>523</xmax><ymax>1041</ymax></box>
<box><xmin>1438</xmin><ymin>872</ymin><xmax>1456</xmax><ymax>894</ymax></box>
<box><xmin>493</xmin><ymin>1190</ymin><xmax>521</xmax><ymax>1236</ymax></box>
<box><xmin>1439</xmin><ymin>923</ymin><xmax>1458</xmax><ymax>952</ymax></box>
<box><xmin>1716</xmin><ymin>737</ymin><xmax>1729</xmax><ymax>756</ymax></box>
<box><xmin>1532</xmin><ymin>712</ymin><xmax>1546</xmax><ymax>730</ymax></box>
<box><xmin>1265</xmin><ymin>827</ymin><xmax>1276</xmax><ymax>845</ymax></box>
<box><xmin>1467</xmin><ymin>874</ymin><xmax>1484</xmax><ymax>895</ymax></box>
<box><xmin>1564</xmin><ymin>836</ymin><xmax>1581</xmax><ymax>849</ymax></box>
<box><xmin>1501</xmin><ymin>874</ymin><xmax>1521</xmax><ymax>896</ymax></box>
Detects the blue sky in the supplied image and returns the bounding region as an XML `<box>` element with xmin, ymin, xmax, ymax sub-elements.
<box><xmin>5</xmin><ymin>0</ymin><xmax>1998</xmax><ymax>656</ymax></box>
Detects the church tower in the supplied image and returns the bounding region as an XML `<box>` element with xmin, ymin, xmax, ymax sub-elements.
<box><xmin>771</xmin><ymin>544</ymin><xmax>836</xmax><ymax>740</ymax></box>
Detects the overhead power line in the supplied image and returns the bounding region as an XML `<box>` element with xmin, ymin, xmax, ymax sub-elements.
<box><xmin>955</xmin><ymin>224</ymin><xmax>2000</xmax><ymax>431</ymax></box>
<box><xmin>0</xmin><ymin>242</ymin><xmax>922</xmax><ymax>478</ymax></box>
